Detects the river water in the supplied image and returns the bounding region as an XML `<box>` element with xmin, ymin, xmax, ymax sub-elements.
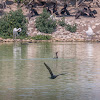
<box><xmin>0</xmin><ymin>42</ymin><xmax>100</xmax><ymax>100</ymax></box>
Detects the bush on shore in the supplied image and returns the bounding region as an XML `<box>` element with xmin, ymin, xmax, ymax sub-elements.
<box><xmin>58</xmin><ymin>17</ymin><xmax>77</xmax><ymax>33</ymax></box>
<box><xmin>32</xmin><ymin>35</ymin><xmax>52</xmax><ymax>40</ymax></box>
<box><xmin>35</xmin><ymin>9</ymin><xmax>57</xmax><ymax>34</ymax></box>
<box><xmin>58</xmin><ymin>17</ymin><xmax>66</xmax><ymax>27</ymax></box>
<box><xmin>0</xmin><ymin>9</ymin><xmax>27</xmax><ymax>38</ymax></box>
<box><xmin>65</xmin><ymin>24</ymin><xmax>77</xmax><ymax>33</ymax></box>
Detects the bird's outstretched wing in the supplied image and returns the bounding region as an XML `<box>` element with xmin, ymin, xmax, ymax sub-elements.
<box><xmin>59</xmin><ymin>73</ymin><xmax>66</xmax><ymax>75</ymax></box>
<box><xmin>54</xmin><ymin>73</ymin><xmax>66</xmax><ymax>78</ymax></box>
<box><xmin>44</xmin><ymin>62</ymin><xmax>54</xmax><ymax>77</ymax></box>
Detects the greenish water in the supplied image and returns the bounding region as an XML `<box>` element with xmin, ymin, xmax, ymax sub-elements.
<box><xmin>0</xmin><ymin>42</ymin><xmax>100</xmax><ymax>100</ymax></box>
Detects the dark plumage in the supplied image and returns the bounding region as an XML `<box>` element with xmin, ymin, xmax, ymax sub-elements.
<box><xmin>47</xmin><ymin>7</ymin><xmax>51</xmax><ymax>14</ymax></box>
<box><xmin>61</xmin><ymin>4</ymin><xmax>70</xmax><ymax>15</ymax></box>
<box><xmin>75</xmin><ymin>5</ymin><xmax>96</xmax><ymax>19</ymax></box>
<box><xmin>31</xmin><ymin>8</ymin><xmax>39</xmax><ymax>15</ymax></box>
<box><xmin>92</xmin><ymin>10</ymin><xmax>97</xmax><ymax>14</ymax></box>
<box><xmin>44</xmin><ymin>62</ymin><xmax>65</xmax><ymax>79</ymax></box>
<box><xmin>61</xmin><ymin>9</ymin><xmax>70</xmax><ymax>15</ymax></box>
<box><xmin>40</xmin><ymin>1</ymin><xmax>47</xmax><ymax>6</ymax></box>
<box><xmin>53</xmin><ymin>3</ymin><xmax>59</xmax><ymax>15</ymax></box>
<box><xmin>53</xmin><ymin>52</ymin><xmax>58</xmax><ymax>59</ymax></box>
<box><xmin>75</xmin><ymin>11</ymin><xmax>81</xmax><ymax>19</ymax></box>
<box><xmin>45</xmin><ymin>7</ymin><xmax>51</xmax><ymax>14</ymax></box>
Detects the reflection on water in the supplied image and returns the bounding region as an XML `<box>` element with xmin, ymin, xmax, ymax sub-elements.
<box><xmin>0</xmin><ymin>42</ymin><xmax>100</xmax><ymax>100</ymax></box>
<box><xmin>87</xmin><ymin>43</ymin><xmax>94</xmax><ymax>58</ymax></box>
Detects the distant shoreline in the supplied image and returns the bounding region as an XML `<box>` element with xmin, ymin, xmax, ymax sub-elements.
<box><xmin>0</xmin><ymin>37</ymin><xmax>100</xmax><ymax>42</ymax></box>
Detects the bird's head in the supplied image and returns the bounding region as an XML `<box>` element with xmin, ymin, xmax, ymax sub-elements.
<box><xmin>56</xmin><ymin>52</ymin><xmax>58</xmax><ymax>54</ymax></box>
<box><xmin>18</xmin><ymin>28</ymin><xmax>22</xmax><ymax>32</ymax></box>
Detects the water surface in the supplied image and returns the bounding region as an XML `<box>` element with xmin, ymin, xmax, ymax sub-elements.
<box><xmin>0</xmin><ymin>42</ymin><xmax>100</xmax><ymax>100</ymax></box>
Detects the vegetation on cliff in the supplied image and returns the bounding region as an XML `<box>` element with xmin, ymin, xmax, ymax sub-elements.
<box><xmin>35</xmin><ymin>9</ymin><xmax>57</xmax><ymax>34</ymax></box>
<box><xmin>0</xmin><ymin>0</ymin><xmax>99</xmax><ymax>41</ymax></box>
<box><xmin>66</xmin><ymin>24</ymin><xmax>77</xmax><ymax>33</ymax></box>
<box><xmin>0</xmin><ymin>9</ymin><xmax>27</xmax><ymax>38</ymax></box>
<box><xmin>32</xmin><ymin>35</ymin><xmax>52</xmax><ymax>40</ymax></box>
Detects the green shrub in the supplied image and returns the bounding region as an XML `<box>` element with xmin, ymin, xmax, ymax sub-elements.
<box><xmin>32</xmin><ymin>35</ymin><xmax>52</xmax><ymax>40</ymax></box>
<box><xmin>65</xmin><ymin>24</ymin><xmax>77</xmax><ymax>33</ymax></box>
<box><xmin>0</xmin><ymin>9</ymin><xmax>27</xmax><ymax>37</ymax></box>
<box><xmin>0</xmin><ymin>35</ymin><xmax>12</xmax><ymax>39</ymax></box>
<box><xmin>58</xmin><ymin>17</ymin><xmax>66</xmax><ymax>27</ymax></box>
<box><xmin>35</xmin><ymin>9</ymin><xmax>57</xmax><ymax>34</ymax></box>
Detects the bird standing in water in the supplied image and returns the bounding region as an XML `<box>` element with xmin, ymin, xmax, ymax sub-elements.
<box><xmin>44</xmin><ymin>62</ymin><xmax>65</xmax><ymax>79</ymax></box>
<box><xmin>53</xmin><ymin>52</ymin><xmax>58</xmax><ymax>59</ymax></box>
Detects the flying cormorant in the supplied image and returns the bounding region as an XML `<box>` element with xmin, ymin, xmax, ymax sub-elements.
<box><xmin>44</xmin><ymin>62</ymin><xmax>65</xmax><ymax>79</ymax></box>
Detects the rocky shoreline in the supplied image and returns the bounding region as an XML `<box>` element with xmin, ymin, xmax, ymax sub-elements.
<box><xmin>1</xmin><ymin>3</ymin><xmax>100</xmax><ymax>42</ymax></box>
<box><xmin>1</xmin><ymin>16</ymin><xmax>100</xmax><ymax>42</ymax></box>
<box><xmin>27</xmin><ymin>15</ymin><xmax>100</xmax><ymax>42</ymax></box>
<box><xmin>0</xmin><ymin>38</ymin><xmax>53</xmax><ymax>43</ymax></box>
<box><xmin>0</xmin><ymin>35</ymin><xmax>100</xmax><ymax>43</ymax></box>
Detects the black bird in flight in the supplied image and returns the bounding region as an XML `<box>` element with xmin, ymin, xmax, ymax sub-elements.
<box><xmin>44</xmin><ymin>62</ymin><xmax>65</xmax><ymax>79</ymax></box>
<box><xmin>53</xmin><ymin>52</ymin><xmax>58</xmax><ymax>59</ymax></box>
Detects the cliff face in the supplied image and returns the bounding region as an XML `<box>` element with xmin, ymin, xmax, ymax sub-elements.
<box><xmin>27</xmin><ymin>14</ymin><xmax>100</xmax><ymax>42</ymax></box>
<box><xmin>1</xmin><ymin>1</ymin><xmax>100</xmax><ymax>42</ymax></box>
